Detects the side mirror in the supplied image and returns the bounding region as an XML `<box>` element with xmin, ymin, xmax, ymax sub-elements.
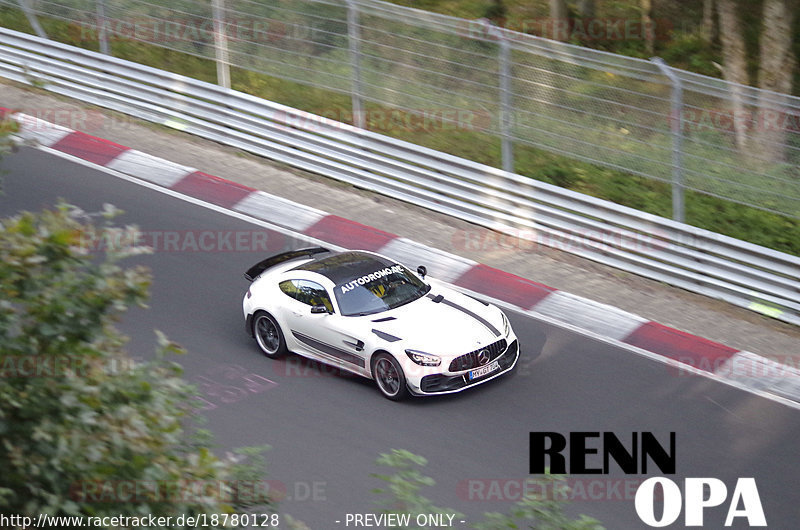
<box><xmin>311</xmin><ymin>305</ymin><xmax>330</xmax><ymax>314</ymax></box>
<box><xmin>417</xmin><ymin>265</ymin><xmax>427</xmax><ymax>279</ymax></box>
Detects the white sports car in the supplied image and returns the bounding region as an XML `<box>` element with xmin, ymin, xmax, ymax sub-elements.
<box><xmin>242</xmin><ymin>247</ymin><xmax>519</xmax><ymax>400</ymax></box>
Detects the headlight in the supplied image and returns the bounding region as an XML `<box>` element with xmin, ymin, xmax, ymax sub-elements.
<box><xmin>501</xmin><ymin>311</ymin><xmax>510</xmax><ymax>336</ymax></box>
<box><xmin>405</xmin><ymin>349</ymin><xmax>441</xmax><ymax>366</ymax></box>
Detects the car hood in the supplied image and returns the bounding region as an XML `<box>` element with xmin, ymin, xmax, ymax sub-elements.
<box><xmin>369</xmin><ymin>285</ymin><xmax>504</xmax><ymax>357</ymax></box>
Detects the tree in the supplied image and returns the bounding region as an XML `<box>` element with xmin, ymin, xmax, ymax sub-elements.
<box><xmin>701</xmin><ymin>0</ymin><xmax>716</xmax><ymax>42</ymax></box>
<box><xmin>640</xmin><ymin>0</ymin><xmax>655</xmax><ymax>54</ymax></box>
<box><xmin>549</xmin><ymin>0</ymin><xmax>569</xmax><ymax>41</ymax></box>
<box><xmin>717</xmin><ymin>0</ymin><xmax>750</xmax><ymax>151</ymax></box>
<box><xmin>372</xmin><ymin>449</ymin><xmax>604</xmax><ymax>529</ymax></box>
<box><xmin>577</xmin><ymin>0</ymin><xmax>595</xmax><ymax>19</ymax></box>
<box><xmin>716</xmin><ymin>0</ymin><xmax>797</xmax><ymax>161</ymax></box>
<box><xmin>755</xmin><ymin>0</ymin><xmax>796</xmax><ymax>162</ymax></box>
<box><xmin>0</xmin><ymin>204</ymin><xmax>272</xmax><ymax>525</ymax></box>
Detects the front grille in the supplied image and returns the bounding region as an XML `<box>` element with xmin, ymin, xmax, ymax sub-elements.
<box><xmin>419</xmin><ymin>342</ymin><xmax>518</xmax><ymax>394</ymax></box>
<box><xmin>448</xmin><ymin>338</ymin><xmax>507</xmax><ymax>372</ymax></box>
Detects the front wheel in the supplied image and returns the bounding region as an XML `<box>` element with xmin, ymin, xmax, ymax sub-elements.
<box><xmin>372</xmin><ymin>353</ymin><xmax>409</xmax><ymax>401</ymax></box>
<box><xmin>253</xmin><ymin>312</ymin><xmax>287</xmax><ymax>359</ymax></box>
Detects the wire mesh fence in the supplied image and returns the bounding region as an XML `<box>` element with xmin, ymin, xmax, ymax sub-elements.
<box><xmin>2</xmin><ymin>0</ymin><xmax>799</xmax><ymax>221</ymax></box>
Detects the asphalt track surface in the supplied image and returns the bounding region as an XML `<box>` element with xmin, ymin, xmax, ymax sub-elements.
<box><xmin>2</xmin><ymin>146</ymin><xmax>800</xmax><ymax>528</ymax></box>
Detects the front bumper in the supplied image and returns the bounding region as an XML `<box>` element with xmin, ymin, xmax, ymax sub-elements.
<box><xmin>407</xmin><ymin>339</ymin><xmax>519</xmax><ymax>395</ymax></box>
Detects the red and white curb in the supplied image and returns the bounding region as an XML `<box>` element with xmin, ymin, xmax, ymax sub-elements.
<box><xmin>5</xmin><ymin>108</ymin><xmax>800</xmax><ymax>405</ymax></box>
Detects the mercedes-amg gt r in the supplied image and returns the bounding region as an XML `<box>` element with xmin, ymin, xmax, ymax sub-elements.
<box><xmin>242</xmin><ymin>247</ymin><xmax>519</xmax><ymax>400</ymax></box>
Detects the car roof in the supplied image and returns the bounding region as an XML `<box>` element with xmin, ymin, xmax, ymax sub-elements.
<box><xmin>292</xmin><ymin>250</ymin><xmax>400</xmax><ymax>285</ymax></box>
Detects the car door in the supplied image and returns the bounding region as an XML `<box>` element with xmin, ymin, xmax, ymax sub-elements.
<box><xmin>278</xmin><ymin>279</ymin><xmax>369</xmax><ymax>375</ymax></box>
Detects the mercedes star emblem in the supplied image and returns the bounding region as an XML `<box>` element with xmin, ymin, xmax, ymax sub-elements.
<box><xmin>477</xmin><ymin>349</ymin><xmax>490</xmax><ymax>365</ymax></box>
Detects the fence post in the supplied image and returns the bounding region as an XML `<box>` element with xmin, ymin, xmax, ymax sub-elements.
<box><xmin>346</xmin><ymin>0</ymin><xmax>365</xmax><ymax>129</ymax></box>
<box><xmin>481</xmin><ymin>19</ymin><xmax>514</xmax><ymax>173</ymax></box>
<box><xmin>211</xmin><ymin>0</ymin><xmax>231</xmax><ymax>89</ymax></box>
<box><xmin>652</xmin><ymin>57</ymin><xmax>685</xmax><ymax>223</ymax></box>
<box><xmin>96</xmin><ymin>0</ymin><xmax>110</xmax><ymax>55</ymax></box>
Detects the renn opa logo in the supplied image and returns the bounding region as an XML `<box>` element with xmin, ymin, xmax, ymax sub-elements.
<box><xmin>529</xmin><ymin>432</ymin><xmax>766</xmax><ymax>527</ymax></box>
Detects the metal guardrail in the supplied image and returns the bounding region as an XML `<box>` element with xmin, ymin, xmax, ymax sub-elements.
<box><xmin>1</xmin><ymin>28</ymin><xmax>798</xmax><ymax>326</ymax></box>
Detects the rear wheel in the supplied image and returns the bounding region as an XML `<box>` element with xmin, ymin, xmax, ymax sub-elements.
<box><xmin>372</xmin><ymin>353</ymin><xmax>409</xmax><ymax>401</ymax></box>
<box><xmin>253</xmin><ymin>312</ymin><xmax>286</xmax><ymax>359</ymax></box>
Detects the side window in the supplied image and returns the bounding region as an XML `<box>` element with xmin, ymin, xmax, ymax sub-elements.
<box><xmin>279</xmin><ymin>280</ymin><xmax>334</xmax><ymax>312</ymax></box>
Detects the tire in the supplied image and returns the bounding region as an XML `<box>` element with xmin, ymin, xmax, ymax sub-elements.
<box><xmin>252</xmin><ymin>311</ymin><xmax>287</xmax><ymax>359</ymax></box>
<box><xmin>371</xmin><ymin>353</ymin><xmax>409</xmax><ymax>401</ymax></box>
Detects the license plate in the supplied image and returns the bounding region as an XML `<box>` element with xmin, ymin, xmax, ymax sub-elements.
<box><xmin>468</xmin><ymin>361</ymin><xmax>500</xmax><ymax>380</ymax></box>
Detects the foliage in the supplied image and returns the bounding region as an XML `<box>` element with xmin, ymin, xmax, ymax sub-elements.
<box><xmin>659</xmin><ymin>30</ymin><xmax>721</xmax><ymax>77</ymax></box>
<box><xmin>372</xmin><ymin>449</ymin><xmax>463</xmax><ymax>523</ymax></box>
<box><xmin>473</xmin><ymin>474</ymin><xmax>604</xmax><ymax>530</ymax></box>
<box><xmin>373</xmin><ymin>449</ymin><xmax>604</xmax><ymax>529</ymax></box>
<box><xmin>0</xmin><ymin>110</ymin><xmax>17</xmax><ymax>163</ymax></box>
<box><xmin>482</xmin><ymin>0</ymin><xmax>508</xmax><ymax>24</ymax></box>
<box><xmin>0</xmin><ymin>204</ymin><xmax>272</xmax><ymax>524</ymax></box>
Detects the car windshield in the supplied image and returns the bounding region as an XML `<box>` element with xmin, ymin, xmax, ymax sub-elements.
<box><xmin>334</xmin><ymin>264</ymin><xmax>430</xmax><ymax>316</ymax></box>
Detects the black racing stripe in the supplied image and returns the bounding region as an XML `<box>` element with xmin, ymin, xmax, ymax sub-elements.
<box><xmin>428</xmin><ymin>294</ymin><xmax>501</xmax><ymax>337</ymax></box>
<box><xmin>291</xmin><ymin>331</ymin><xmax>365</xmax><ymax>368</ymax></box>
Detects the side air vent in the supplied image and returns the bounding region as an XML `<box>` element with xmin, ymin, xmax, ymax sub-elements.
<box><xmin>372</xmin><ymin>329</ymin><xmax>401</xmax><ymax>342</ymax></box>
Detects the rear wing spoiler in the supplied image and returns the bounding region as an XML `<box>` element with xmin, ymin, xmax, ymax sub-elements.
<box><xmin>243</xmin><ymin>246</ymin><xmax>330</xmax><ymax>281</ymax></box>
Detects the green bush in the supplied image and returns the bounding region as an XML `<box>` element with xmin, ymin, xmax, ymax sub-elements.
<box><xmin>0</xmin><ymin>204</ymin><xmax>273</xmax><ymax>522</ymax></box>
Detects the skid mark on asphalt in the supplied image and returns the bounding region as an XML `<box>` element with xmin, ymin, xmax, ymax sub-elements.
<box><xmin>192</xmin><ymin>364</ymin><xmax>278</xmax><ymax>410</ymax></box>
